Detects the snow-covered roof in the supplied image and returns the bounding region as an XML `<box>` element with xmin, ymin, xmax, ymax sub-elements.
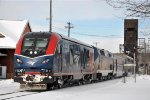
<box><xmin>0</xmin><ymin>19</ymin><xmax>29</xmax><ymax>49</ymax></box>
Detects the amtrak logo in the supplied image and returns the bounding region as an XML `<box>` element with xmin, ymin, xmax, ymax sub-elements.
<box><xmin>74</xmin><ymin>55</ymin><xmax>80</xmax><ymax>64</ymax></box>
<box><xmin>27</xmin><ymin>61</ymin><xmax>36</xmax><ymax>66</ymax></box>
<box><xmin>70</xmin><ymin>53</ymin><xmax>80</xmax><ymax>65</ymax></box>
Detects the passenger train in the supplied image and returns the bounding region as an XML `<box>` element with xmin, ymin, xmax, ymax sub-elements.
<box><xmin>14</xmin><ymin>32</ymin><xmax>133</xmax><ymax>90</ymax></box>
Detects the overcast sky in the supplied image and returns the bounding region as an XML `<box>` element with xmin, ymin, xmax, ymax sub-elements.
<box><xmin>0</xmin><ymin>0</ymin><xmax>149</xmax><ymax>53</ymax></box>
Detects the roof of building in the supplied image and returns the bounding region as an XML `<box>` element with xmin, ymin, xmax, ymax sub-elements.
<box><xmin>0</xmin><ymin>19</ymin><xmax>30</xmax><ymax>49</ymax></box>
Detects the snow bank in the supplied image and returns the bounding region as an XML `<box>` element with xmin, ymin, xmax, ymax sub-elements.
<box><xmin>0</xmin><ymin>79</ymin><xmax>14</xmax><ymax>85</ymax></box>
<box><xmin>138</xmin><ymin>75</ymin><xmax>150</xmax><ymax>80</ymax></box>
<box><xmin>119</xmin><ymin>74</ymin><xmax>150</xmax><ymax>84</ymax></box>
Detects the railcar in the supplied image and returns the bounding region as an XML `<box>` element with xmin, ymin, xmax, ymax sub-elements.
<box><xmin>93</xmin><ymin>47</ymin><xmax>115</xmax><ymax>80</ymax></box>
<box><xmin>113</xmin><ymin>55</ymin><xmax>125</xmax><ymax>77</ymax></box>
<box><xmin>14</xmin><ymin>32</ymin><xmax>94</xmax><ymax>90</ymax></box>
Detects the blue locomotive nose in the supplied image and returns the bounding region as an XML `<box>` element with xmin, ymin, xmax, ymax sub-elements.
<box><xmin>14</xmin><ymin>55</ymin><xmax>54</xmax><ymax>70</ymax></box>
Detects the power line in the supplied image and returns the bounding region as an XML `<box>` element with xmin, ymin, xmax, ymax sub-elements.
<box><xmin>53</xmin><ymin>26</ymin><xmax>66</xmax><ymax>32</ymax></box>
<box><xmin>53</xmin><ymin>26</ymin><xmax>123</xmax><ymax>38</ymax></box>
<box><xmin>72</xmin><ymin>32</ymin><xmax>123</xmax><ymax>38</ymax></box>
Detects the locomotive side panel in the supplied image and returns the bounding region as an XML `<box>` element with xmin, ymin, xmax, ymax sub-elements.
<box><xmin>98</xmin><ymin>50</ymin><xmax>114</xmax><ymax>77</ymax></box>
<box><xmin>114</xmin><ymin>55</ymin><xmax>125</xmax><ymax>77</ymax></box>
<box><xmin>53</xmin><ymin>39</ymin><xmax>79</xmax><ymax>79</ymax></box>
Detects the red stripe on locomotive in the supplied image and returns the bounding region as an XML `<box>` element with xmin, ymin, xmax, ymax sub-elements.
<box><xmin>25</xmin><ymin>72</ymin><xmax>40</xmax><ymax>74</ymax></box>
<box><xmin>46</xmin><ymin>32</ymin><xmax>60</xmax><ymax>55</ymax></box>
<box><xmin>15</xmin><ymin>34</ymin><xmax>25</xmax><ymax>55</ymax></box>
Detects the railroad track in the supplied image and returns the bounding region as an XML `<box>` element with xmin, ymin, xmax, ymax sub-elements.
<box><xmin>0</xmin><ymin>90</ymin><xmax>41</xmax><ymax>100</ymax></box>
<box><xmin>0</xmin><ymin>77</ymin><xmax>123</xmax><ymax>100</ymax></box>
<box><xmin>0</xmin><ymin>85</ymin><xmax>18</xmax><ymax>89</ymax></box>
<box><xmin>0</xmin><ymin>90</ymin><xmax>25</xmax><ymax>96</ymax></box>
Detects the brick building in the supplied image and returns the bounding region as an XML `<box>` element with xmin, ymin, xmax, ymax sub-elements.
<box><xmin>0</xmin><ymin>20</ymin><xmax>31</xmax><ymax>78</ymax></box>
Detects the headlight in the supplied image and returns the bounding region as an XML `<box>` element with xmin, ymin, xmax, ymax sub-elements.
<box><xmin>15</xmin><ymin>69</ymin><xmax>25</xmax><ymax>76</ymax></box>
<box><xmin>16</xmin><ymin>69</ymin><xmax>25</xmax><ymax>73</ymax></box>
<box><xmin>40</xmin><ymin>69</ymin><xmax>49</xmax><ymax>73</ymax></box>
<box><xmin>16</xmin><ymin>58</ymin><xmax>23</xmax><ymax>64</ymax></box>
<box><xmin>40</xmin><ymin>69</ymin><xmax>52</xmax><ymax>76</ymax></box>
<box><xmin>42</xmin><ymin>59</ymin><xmax>50</xmax><ymax>64</ymax></box>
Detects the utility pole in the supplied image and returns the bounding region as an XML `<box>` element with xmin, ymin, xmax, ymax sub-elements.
<box><xmin>49</xmin><ymin>0</ymin><xmax>52</xmax><ymax>33</ymax></box>
<box><xmin>93</xmin><ymin>42</ymin><xmax>100</xmax><ymax>47</ymax></box>
<box><xmin>134</xmin><ymin>47</ymin><xmax>136</xmax><ymax>83</ymax></box>
<box><xmin>65</xmin><ymin>22</ymin><xmax>74</xmax><ymax>37</ymax></box>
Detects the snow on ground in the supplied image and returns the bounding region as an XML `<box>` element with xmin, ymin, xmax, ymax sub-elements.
<box><xmin>1</xmin><ymin>75</ymin><xmax>150</xmax><ymax>100</ymax></box>
<box><xmin>0</xmin><ymin>79</ymin><xmax>20</xmax><ymax>94</ymax></box>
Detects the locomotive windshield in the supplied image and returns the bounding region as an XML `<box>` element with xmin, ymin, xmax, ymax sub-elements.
<box><xmin>21</xmin><ymin>37</ymin><xmax>49</xmax><ymax>57</ymax></box>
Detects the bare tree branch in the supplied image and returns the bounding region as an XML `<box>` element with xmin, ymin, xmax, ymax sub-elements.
<box><xmin>105</xmin><ymin>0</ymin><xmax>150</xmax><ymax>18</ymax></box>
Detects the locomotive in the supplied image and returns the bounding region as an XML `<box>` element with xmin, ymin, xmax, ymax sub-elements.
<box><xmin>14</xmin><ymin>32</ymin><xmax>129</xmax><ymax>90</ymax></box>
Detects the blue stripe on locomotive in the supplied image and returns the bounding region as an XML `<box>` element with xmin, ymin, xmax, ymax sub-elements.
<box><xmin>14</xmin><ymin>55</ymin><xmax>54</xmax><ymax>70</ymax></box>
<box><xmin>92</xmin><ymin>46</ymin><xmax>99</xmax><ymax>61</ymax></box>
